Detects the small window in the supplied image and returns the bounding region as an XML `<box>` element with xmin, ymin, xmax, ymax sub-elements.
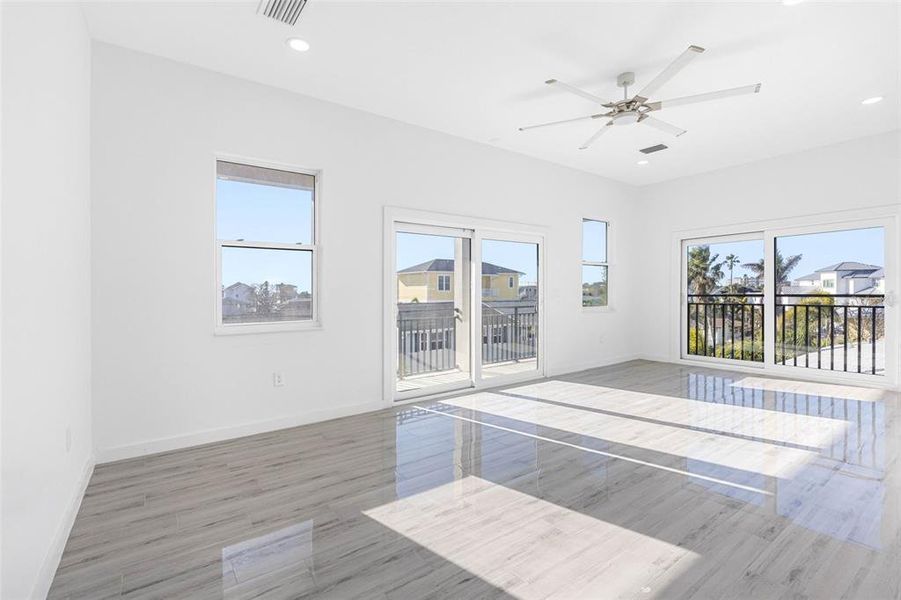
<box><xmin>582</xmin><ymin>219</ymin><xmax>608</xmax><ymax>307</ymax></box>
<box><xmin>216</xmin><ymin>160</ymin><xmax>318</xmax><ymax>330</ymax></box>
<box><xmin>823</xmin><ymin>279</ymin><xmax>835</xmax><ymax>289</ymax></box>
<box><xmin>508</xmin><ymin>276</ymin><xmax>514</xmax><ymax>288</ymax></box>
<box><xmin>437</xmin><ymin>274</ymin><xmax>451</xmax><ymax>291</ymax></box>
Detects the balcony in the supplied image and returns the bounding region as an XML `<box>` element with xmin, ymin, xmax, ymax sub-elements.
<box><xmin>686</xmin><ymin>292</ymin><xmax>885</xmax><ymax>375</ymax></box>
<box><xmin>397</xmin><ymin>302</ymin><xmax>537</xmax><ymax>379</ymax></box>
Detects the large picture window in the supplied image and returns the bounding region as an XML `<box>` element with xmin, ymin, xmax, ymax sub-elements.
<box><xmin>582</xmin><ymin>219</ymin><xmax>608</xmax><ymax>307</ymax></box>
<box><xmin>216</xmin><ymin>160</ymin><xmax>318</xmax><ymax>331</ymax></box>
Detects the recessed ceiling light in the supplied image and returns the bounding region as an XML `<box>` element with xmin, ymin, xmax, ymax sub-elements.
<box><xmin>861</xmin><ymin>96</ymin><xmax>883</xmax><ymax>105</ymax></box>
<box><xmin>637</xmin><ymin>160</ymin><xmax>649</xmax><ymax>166</ymax></box>
<box><xmin>286</xmin><ymin>38</ymin><xmax>310</xmax><ymax>53</ymax></box>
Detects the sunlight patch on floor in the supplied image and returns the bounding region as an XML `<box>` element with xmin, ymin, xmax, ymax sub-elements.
<box><xmin>502</xmin><ymin>379</ymin><xmax>849</xmax><ymax>450</ymax></box>
<box><xmin>364</xmin><ymin>475</ymin><xmax>700</xmax><ymax>600</ymax></box>
<box><xmin>439</xmin><ymin>391</ymin><xmax>826</xmax><ymax>479</ymax></box>
<box><xmin>730</xmin><ymin>376</ymin><xmax>887</xmax><ymax>403</ymax></box>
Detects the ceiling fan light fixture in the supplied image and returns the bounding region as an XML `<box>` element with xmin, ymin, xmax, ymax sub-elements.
<box><xmin>612</xmin><ymin>112</ymin><xmax>640</xmax><ymax>126</ymax></box>
<box><xmin>861</xmin><ymin>96</ymin><xmax>883</xmax><ymax>105</ymax></box>
<box><xmin>286</xmin><ymin>37</ymin><xmax>310</xmax><ymax>52</ymax></box>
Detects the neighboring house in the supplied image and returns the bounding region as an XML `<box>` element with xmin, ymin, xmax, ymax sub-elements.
<box><xmin>792</xmin><ymin>262</ymin><xmax>884</xmax><ymax>295</ymax></box>
<box><xmin>397</xmin><ymin>259</ymin><xmax>523</xmax><ymax>302</ymax></box>
<box><xmin>222</xmin><ymin>282</ymin><xmax>256</xmax><ymax>317</ymax></box>
<box><xmin>519</xmin><ymin>284</ymin><xmax>538</xmax><ymax>301</ymax></box>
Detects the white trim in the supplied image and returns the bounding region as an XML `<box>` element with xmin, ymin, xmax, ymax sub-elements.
<box><xmin>581</xmin><ymin>217</ymin><xmax>611</xmax><ymax>311</ymax></box>
<box><xmin>212</xmin><ymin>153</ymin><xmax>323</xmax><ymax>335</ymax></box>
<box><xmin>384</xmin><ymin>206</ymin><xmax>548</xmax><ymax>405</ymax></box>
<box><xmin>32</xmin><ymin>455</ymin><xmax>95</xmax><ymax>600</ymax></box>
<box><xmin>670</xmin><ymin>204</ymin><xmax>900</xmax><ymax>387</ymax></box>
<box><xmin>96</xmin><ymin>400</ymin><xmax>384</xmax><ymax>464</ymax></box>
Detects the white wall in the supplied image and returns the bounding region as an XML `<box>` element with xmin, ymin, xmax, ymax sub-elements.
<box><xmin>635</xmin><ymin>131</ymin><xmax>901</xmax><ymax>362</ymax></box>
<box><xmin>1</xmin><ymin>4</ymin><xmax>94</xmax><ymax>599</ymax></box>
<box><xmin>91</xmin><ymin>44</ymin><xmax>640</xmax><ymax>461</ymax></box>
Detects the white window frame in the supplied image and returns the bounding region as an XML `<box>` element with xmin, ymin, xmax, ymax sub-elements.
<box><xmin>437</xmin><ymin>274</ymin><xmax>451</xmax><ymax>292</ymax></box>
<box><xmin>213</xmin><ymin>155</ymin><xmax>322</xmax><ymax>335</ymax></box>
<box><xmin>581</xmin><ymin>218</ymin><xmax>610</xmax><ymax>310</ymax></box>
<box><xmin>670</xmin><ymin>206</ymin><xmax>899</xmax><ymax>389</ymax></box>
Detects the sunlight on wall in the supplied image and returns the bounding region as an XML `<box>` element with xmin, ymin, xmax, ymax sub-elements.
<box><xmin>364</xmin><ymin>476</ymin><xmax>699</xmax><ymax>599</ymax></box>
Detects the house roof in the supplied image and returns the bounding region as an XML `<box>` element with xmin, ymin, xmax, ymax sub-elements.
<box><xmin>796</xmin><ymin>262</ymin><xmax>883</xmax><ymax>281</ymax></box>
<box><xmin>398</xmin><ymin>259</ymin><xmax>523</xmax><ymax>275</ymax></box>
<box><xmin>815</xmin><ymin>261</ymin><xmax>881</xmax><ymax>273</ymax></box>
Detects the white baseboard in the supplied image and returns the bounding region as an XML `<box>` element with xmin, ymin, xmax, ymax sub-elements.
<box><xmin>545</xmin><ymin>353</ymin><xmax>643</xmax><ymax>378</ymax></box>
<box><xmin>96</xmin><ymin>400</ymin><xmax>386</xmax><ymax>464</ymax></box>
<box><xmin>32</xmin><ymin>454</ymin><xmax>95</xmax><ymax>600</ymax></box>
<box><xmin>97</xmin><ymin>356</ymin><xmax>648</xmax><ymax>465</ymax></box>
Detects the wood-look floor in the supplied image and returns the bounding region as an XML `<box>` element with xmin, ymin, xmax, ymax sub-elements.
<box><xmin>49</xmin><ymin>360</ymin><xmax>901</xmax><ymax>599</ymax></box>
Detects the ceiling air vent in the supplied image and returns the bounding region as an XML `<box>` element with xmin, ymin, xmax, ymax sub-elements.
<box><xmin>257</xmin><ymin>0</ymin><xmax>308</xmax><ymax>26</ymax></box>
<box><xmin>639</xmin><ymin>144</ymin><xmax>668</xmax><ymax>154</ymax></box>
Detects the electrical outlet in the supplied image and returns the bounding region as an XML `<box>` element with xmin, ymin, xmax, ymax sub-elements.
<box><xmin>273</xmin><ymin>372</ymin><xmax>285</xmax><ymax>387</ymax></box>
<box><xmin>66</xmin><ymin>427</ymin><xmax>72</xmax><ymax>453</ymax></box>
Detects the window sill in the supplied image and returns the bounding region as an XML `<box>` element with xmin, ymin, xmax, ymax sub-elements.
<box><xmin>215</xmin><ymin>320</ymin><xmax>322</xmax><ymax>336</ymax></box>
<box><xmin>582</xmin><ymin>305</ymin><xmax>614</xmax><ymax>313</ymax></box>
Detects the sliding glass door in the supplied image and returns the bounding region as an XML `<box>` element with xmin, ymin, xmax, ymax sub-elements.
<box><xmin>479</xmin><ymin>238</ymin><xmax>540</xmax><ymax>380</ymax></box>
<box><xmin>682</xmin><ymin>233</ymin><xmax>765</xmax><ymax>364</ymax></box>
<box><xmin>681</xmin><ymin>219</ymin><xmax>895</xmax><ymax>384</ymax></box>
<box><xmin>395</xmin><ymin>226</ymin><xmax>473</xmax><ymax>395</ymax></box>
<box><xmin>773</xmin><ymin>226</ymin><xmax>886</xmax><ymax>376</ymax></box>
<box><xmin>390</xmin><ymin>219</ymin><xmax>543</xmax><ymax>401</ymax></box>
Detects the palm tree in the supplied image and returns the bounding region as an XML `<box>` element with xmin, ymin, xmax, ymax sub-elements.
<box><xmin>687</xmin><ymin>245</ymin><xmax>724</xmax><ymax>295</ymax></box>
<box><xmin>724</xmin><ymin>254</ymin><xmax>740</xmax><ymax>290</ymax></box>
<box><xmin>742</xmin><ymin>250</ymin><xmax>803</xmax><ymax>285</ymax></box>
<box><xmin>687</xmin><ymin>246</ymin><xmax>724</xmax><ymax>356</ymax></box>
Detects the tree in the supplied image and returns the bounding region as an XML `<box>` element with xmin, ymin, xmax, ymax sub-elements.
<box><xmin>724</xmin><ymin>253</ymin><xmax>740</xmax><ymax>291</ymax></box>
<box><xmin>687</xmin><ymin>246</ymin><xmax>724</xmax><ymax>295</ymax></box>
<box><xmin>742</xmin><ymin>250</ymin><xmax>803</xmax><ymax>285</ymax></box>
<box><xmin>254</xmin><ymin>281</ymin><xmax>276</xmax><ymax>315</ymax></box>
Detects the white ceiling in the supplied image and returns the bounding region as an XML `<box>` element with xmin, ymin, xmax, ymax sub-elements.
<box><xmin>82</xmin><ymin>1</ymin><xmax>899</xmax><ymax>186</ymax></box>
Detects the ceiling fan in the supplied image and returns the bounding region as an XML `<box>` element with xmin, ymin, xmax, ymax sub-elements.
<box><xmin>519</xmin><ymin>45</ymin><xmax>761</xmax><ymax>150</ymax></box>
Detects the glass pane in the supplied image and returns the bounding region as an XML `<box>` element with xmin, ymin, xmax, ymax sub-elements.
<box><xmin>481</xmin><ymin>239</ymin><xmax>539</xmax><ymax>378</ymax></box>
<box><xmin>684</xmin><ymin>238</ymin><xmax>764</xmax><ymax>363</ymax></box>
<box><xmin>582</xmin><ymin>220</ymin><xmax>607</xmax><ymax>263</ymax></box>
<box><xmin>396</xmin><ymin>232</ymin><xmax>471</xmax><ymax>394</ymax></box>
<box><xmin>774</xmin><ymin>227</ymin><xmax>884</xmax><ymax>375</ymax></box>
<box><xmin>221</xmin><ymin>247</ymin><xmax>312</xmax><ymax>324</ymax></box>
<box><xmin>216</xmin><ymin>161</ymin><xmax>314</xmax><ymax>245</ymax></box>
<box><xmin>582</xmin><ymin>265</ymin><xmax>608</xmax><ymax>307</ymax></box>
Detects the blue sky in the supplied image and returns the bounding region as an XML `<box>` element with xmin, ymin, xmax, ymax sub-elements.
<box><xmin>686</xmin><ymin>227</ymin><xmax>884</xmax><ymax>287</ymax></box>
<box><xmin>397</xmin><ymin>232</ymin><xmax>538</xmax><ymax>284</ymax></box>
<box><xmin>217</xmin><ymin>179</ymin><xmax>313</xmax><ymax>291</ymax></box>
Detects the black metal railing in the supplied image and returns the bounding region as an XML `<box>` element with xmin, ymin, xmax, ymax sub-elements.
<box><xmin>481</xmin><ymin>309</ymin><xmax>538</xmax><ymax>365</ymax></box>
<box><xmin>775</xmin><ymin>294</ymin><xmax>884</xmax><ymax>375</ymax></box>
<box><xmin>687</xmin><ymin>294</ymin><xmax>764</xmax><ymax>362</ymax></box>
<box><xmin>397</xmin><ymin>308</ymin><xmax>538</xmax><ymax>378</ymax></box>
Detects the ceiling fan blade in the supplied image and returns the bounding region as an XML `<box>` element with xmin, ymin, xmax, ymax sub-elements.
<box><xmin>641</xmin><ymin>116</ymin><xmax>686</xmax><ymax>137</ymax></box>
<box><xmin>578</xmin><ymin>121</ymin><xmax>613</xmax><ymax>150</ymax></box>
<box><xmin>545</xmin><ymin>79</ymin><xmax>610</xmax><ymax>105</ymax></box>
<box><xmin>634</xmin><ymin>45</ymin><xmax>705</xmax><ymax>103</ymax></box>
<box><xmin>519</xmin><ymin>113</ymin><xmax>606</xmax><ymax>132</ymax></box>
<box><xmin>645</xmin><ymin>83</ymin><xmax>762</xmax><ymax>110</ymax></box>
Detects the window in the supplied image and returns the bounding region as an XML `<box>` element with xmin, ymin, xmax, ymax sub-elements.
<box><xmin>437</xmin><ymin>274</ymin><xmax>451</xmax><ymax>291</ymax></box>
<box><xmin>508</xmin><ymin>276</ymin><xmax>514</xmax><ymax>288</ymax></box>
<box><xmin>216</xmin><ymin>160</ymin><xmax>318</xmax><ymax>330</ymax></box>
<box><xmin>582</xmin><ymin>219</ymin><xmax>608</xmax><ymax>307</ymax></box>
<box><xmin>823</xmin><ymin>279</ymin><xmax>835</xmax><ymax>289</ymax></box>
